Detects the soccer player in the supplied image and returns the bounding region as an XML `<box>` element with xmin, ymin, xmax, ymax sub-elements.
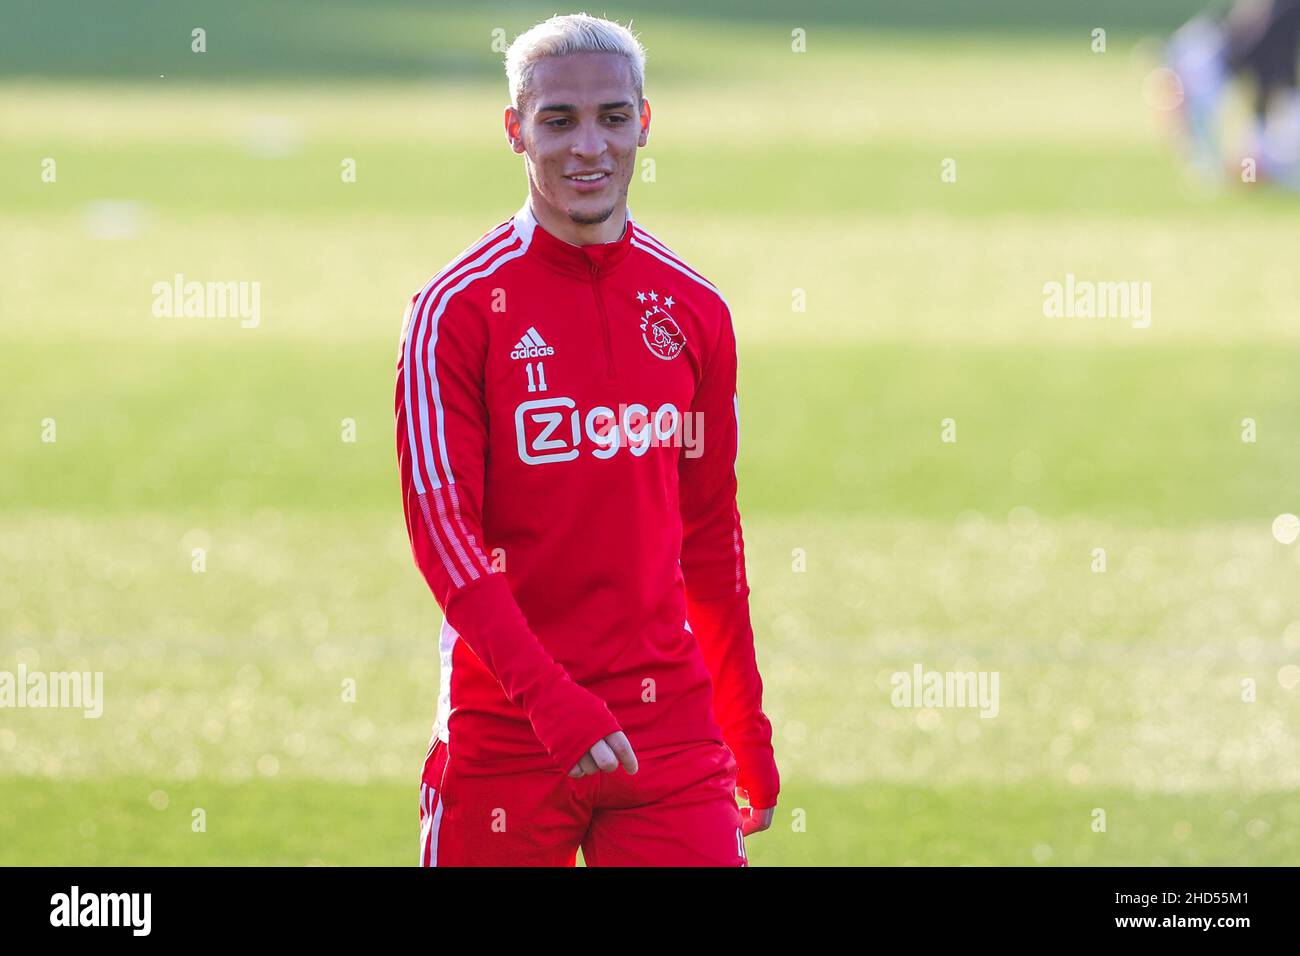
<box><xmin>395</xmin><ymin>13</ymin><xmax>779</xmax><ymax>866</ymax></box>
<box><xmin>1169</xmin><ymin>0</ymin><xmax>1300</xmax><ymax>187</ymax></box>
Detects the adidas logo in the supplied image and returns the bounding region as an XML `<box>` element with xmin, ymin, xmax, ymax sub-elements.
<box><xmin>510</xmin><ymin>326</ymin><xmax>555</xmax><ymax>360</ymax></box>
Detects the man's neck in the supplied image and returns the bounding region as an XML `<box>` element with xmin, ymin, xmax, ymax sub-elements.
<box><xmin>527</xmin><ymin>183</ymin><xmax>627</xmax><ymax>247</ymax></box>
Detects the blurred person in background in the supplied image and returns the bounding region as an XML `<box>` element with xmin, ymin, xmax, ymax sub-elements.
<box><xmin>1169</xmin><ymin>0</ymin><xmax>1300</xmax><ymax>186</ymax></box>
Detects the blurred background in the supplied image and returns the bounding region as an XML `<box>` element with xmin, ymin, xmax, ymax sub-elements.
<box><xmin>2</xmin><ymin>0</ymin><xmax>1299</xmax><ymax>865</ymax></box>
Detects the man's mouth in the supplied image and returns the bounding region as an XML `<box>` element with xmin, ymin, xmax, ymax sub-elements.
<box><xmin>565</xmin><ymin>170</ymin><xmax>611</xmax><ymax>191</ymax></box>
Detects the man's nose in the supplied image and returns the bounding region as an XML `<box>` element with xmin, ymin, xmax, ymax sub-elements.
<box><xmin>571</xmin><ymin>120</ymin><xmax>607</xmax><ymax>158</ymax></box>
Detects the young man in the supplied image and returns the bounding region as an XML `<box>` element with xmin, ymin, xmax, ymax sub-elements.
<box><xmin>395</xmin><ymin>13</ymin><xmax>779</xmax><ymax>866</ymax></box>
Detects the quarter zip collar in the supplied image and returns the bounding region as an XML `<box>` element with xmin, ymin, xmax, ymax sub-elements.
<box><xmin>513</xmin><ymin>196</ymin><xmax>636</xmax><ymax>279</ymax></box>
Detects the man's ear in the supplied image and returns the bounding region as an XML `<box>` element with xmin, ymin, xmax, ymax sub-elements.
<box><xmin>504</xmin><ymin>105</ymin><xmax>526</xmax><ymax>154</ymax></box>
<box><xmin>638</xmin><ymin>98</ymin><xmax>651</xmax><ymax>147</ymax></box>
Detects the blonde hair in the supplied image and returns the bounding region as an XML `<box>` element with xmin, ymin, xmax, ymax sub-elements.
<box><xmin>505</xmin><ymin>12</ymin><xmax>646</xmax><ymax>115</ymax></box>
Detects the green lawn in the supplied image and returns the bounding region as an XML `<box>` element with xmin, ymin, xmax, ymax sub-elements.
<box><xmin>2</xmin><ymin>2</ymin><xmax>1299</xmax><ymax>865</ymax></box>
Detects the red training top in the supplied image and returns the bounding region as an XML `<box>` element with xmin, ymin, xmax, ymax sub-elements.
<box><xmin>394</xmin><ymin>196</ymin><xmax>779</xmax><ymax>809</ymax></box>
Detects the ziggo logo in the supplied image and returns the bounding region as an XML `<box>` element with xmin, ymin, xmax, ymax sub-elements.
<box><xmin>514</xmin><ymin>398</ymin><xmax>702</xmax><ymax>464</ymax></box>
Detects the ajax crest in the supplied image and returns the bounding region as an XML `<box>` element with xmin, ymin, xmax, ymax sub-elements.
<box><xmin>637</xmin><ymin>289</ymin><xmax>686</xmax><ymax>360</ymax></box>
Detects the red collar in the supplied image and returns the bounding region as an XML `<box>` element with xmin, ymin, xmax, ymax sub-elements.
<box><xmin>513</xmin><ymin>197</ymin><xmax>635</xmax><ymax>279</ymax></box>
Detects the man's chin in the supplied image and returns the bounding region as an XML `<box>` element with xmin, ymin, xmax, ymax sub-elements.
<box><xmin>566</xmin><ymin>203</ymin><xmax>618</xmax><ymax>226</ymax></box>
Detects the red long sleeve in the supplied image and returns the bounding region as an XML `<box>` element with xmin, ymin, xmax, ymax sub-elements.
<box><xmin>396</xmin><ymin>203</ymin><xmax>780</xmax><ymax>794</ymax></box>
<box><xmin>396</xmin><ymin>289</ymin><xmax>621</xmax><ymax>774</ymax></box>
<box><xmin>678</xmin><ymin>302</ymin><xmax>780</xmax><ymax>809</ymax></box>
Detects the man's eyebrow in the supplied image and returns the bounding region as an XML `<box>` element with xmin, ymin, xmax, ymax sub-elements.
<box><xmin>536</xmin><ymin>100</ymin><xmax>637</xmax><ymax>113</ymax></box>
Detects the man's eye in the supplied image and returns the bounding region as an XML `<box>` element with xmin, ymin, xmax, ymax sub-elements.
<box><xmin>546</xmin><ymin>118</ymin><xmax>570</xmax><ymax>128</ymax></box>
<box><xmin>606</xmin><ymin>114</ymin><xmax>628</xmax><ymax>123</ymax></box>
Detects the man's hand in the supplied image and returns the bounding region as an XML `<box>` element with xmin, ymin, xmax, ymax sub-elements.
<box><xmin>736</xmin><ymin>786</ymin><xmax>775</xmax><ymax>836</ymax></box>
<box><xmin>568</xmin><ymin>731</ymin><xmax>638</xmax><ymax>778</ymax></box>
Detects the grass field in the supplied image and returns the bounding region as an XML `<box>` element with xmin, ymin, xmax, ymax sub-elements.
<box><xmin>2</xmin><ymin>1</ymin><xmax>1299</xmax><ymax>865</ymax></box>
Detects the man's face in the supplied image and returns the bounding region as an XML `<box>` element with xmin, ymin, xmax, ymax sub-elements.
<box><xmin>505</xmin><ymin>52</ymin><xmax>650</xmax><ymax>227</ymax></box>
